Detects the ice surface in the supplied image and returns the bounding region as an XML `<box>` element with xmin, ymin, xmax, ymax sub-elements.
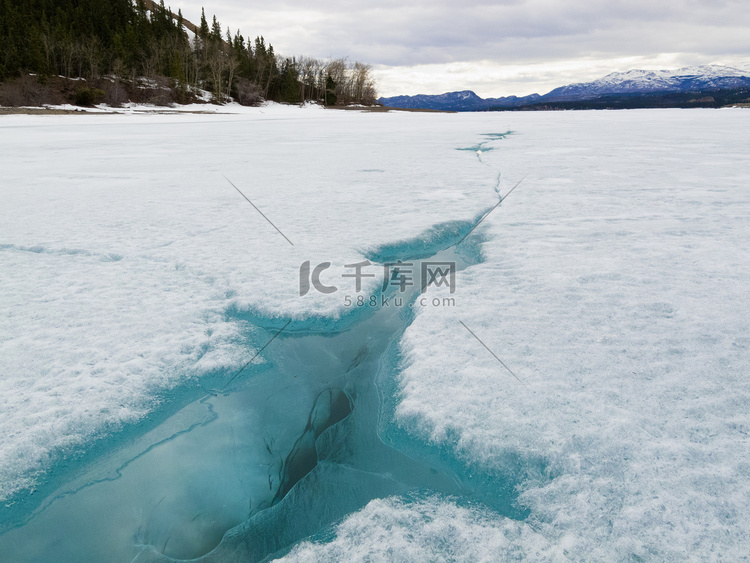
<box><xmin>2</xmin><ymin>106</ymin><xmax>750</xmax><ymax>560</ymax></box>
<box><xmin>0</xmin><ymin>105</ymin><xmax>501</xmax><ymax>503</ymax></box>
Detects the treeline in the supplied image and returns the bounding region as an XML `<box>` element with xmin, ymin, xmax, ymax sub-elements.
<box><xmin>0</xmin><ymin>0</ymin><xmax>376</xmax><ymax>105</ymax></box>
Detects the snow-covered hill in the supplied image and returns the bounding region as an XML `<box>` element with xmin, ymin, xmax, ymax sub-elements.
<box><xmin>544</xmin><ymin>63</ymin><xmax>750</xmax><ymax>101</ymax></box>
<box><xmin>379</xmin><ymin>90</ymin><xmax>541</xmax><ymax>111</ymax></box>
<box><xmin>379</xmin><ymin>90</ymin><xmax>483</xmax><ymax>111</ymax></box>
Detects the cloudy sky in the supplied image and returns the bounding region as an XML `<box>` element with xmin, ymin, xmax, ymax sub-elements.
<box><xmin>178</xmin><ymin>0</ymin><xmax>750</xmax><ymax>98</ymax></box>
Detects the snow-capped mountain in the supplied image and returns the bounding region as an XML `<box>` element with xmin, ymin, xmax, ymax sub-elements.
<box><xmin>379</xmin><ymin>63</ymin><xmax>750</xmax><ymax>110</ymax></box>
<box><xmin>544</xmin><ymin>63</ymin><xmax>750</xmax><ymax>101</ymax></box>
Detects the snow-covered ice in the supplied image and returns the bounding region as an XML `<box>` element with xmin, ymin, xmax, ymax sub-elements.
<box><xmin>0</xmin><ymin>104</ymin><xmax>500</xmax><ymax>502</ymax></box>
<box><xmin>391</xmin><ymin>109</ymin><xmax>750</xmax><ymax>560</ymax></box>
<box><xmin>1</xmin><ymin>105</ymin><xmax>749</xmax><ymax>560</ymax></box>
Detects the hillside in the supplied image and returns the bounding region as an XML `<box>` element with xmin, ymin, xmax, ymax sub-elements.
<box><xmin>0</xmin><ymin>0</ymin><xmax>376</xmax><ymax>107</ymax></box>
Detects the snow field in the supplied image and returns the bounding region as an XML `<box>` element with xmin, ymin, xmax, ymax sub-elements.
<box><xmin>2</xmin><ymin>106</ymin><xmax>749</xmax><ymax>561</ymax></box>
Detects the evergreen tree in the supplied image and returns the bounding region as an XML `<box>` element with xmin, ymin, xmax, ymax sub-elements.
<box><xmin>199</xmin><ymin>8</ymin><xmax>209</xmax><ymax>39</ymax></box>
<box><xmin>325</xmin><ymin>75</ymin><xmax>337</xmax><ymax>105</ymax></box>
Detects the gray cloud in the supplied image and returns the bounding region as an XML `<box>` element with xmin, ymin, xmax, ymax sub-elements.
<box><xmin>177</xmin><ymin>0</ymin><xmax>750</xmax><ymax>96</ymax></box>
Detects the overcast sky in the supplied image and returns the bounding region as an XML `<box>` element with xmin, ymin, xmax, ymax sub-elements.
<box><xmin>178</xmin><ymin>0</ymin><xmax>750</xmax><ymax>98</ymax></box>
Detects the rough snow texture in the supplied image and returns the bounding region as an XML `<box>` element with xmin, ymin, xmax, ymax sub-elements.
<box><xmin>281</xmin><ymin>495</ymin><xmax>554</xmax><ymax>562</ymax></box>
<box><xmin>395</xmin><ymin>109</ymin><xmax>750</xmax><ymax>560</ymax></box>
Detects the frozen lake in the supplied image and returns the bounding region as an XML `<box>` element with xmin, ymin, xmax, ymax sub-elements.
<box><xmin>1</xmin><ymin>105</ymin><xmax>749</xmax><ymax>560</ymax></box>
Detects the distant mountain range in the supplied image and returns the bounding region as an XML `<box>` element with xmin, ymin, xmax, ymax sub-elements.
<box><xmin>378</xmin><ymin>63</ymin><xmax>750</xmax><ymax>111</ymax></box>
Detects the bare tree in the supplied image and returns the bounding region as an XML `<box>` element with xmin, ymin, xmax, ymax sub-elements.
<box><xmin>109</xmin><ymin>58</ymin><xmax>127</xmax><ymax>106</ymax></box>
<box><xmin>206</xmin><ymin>45</ymin><xmax>226</xmax><ymax>101</ymax></box>
<box><xmin>326</xmin><ymin>58</ymin><xmax>348</xmax><ymax>103</ymax></box>
<box><xmin>225</xmin><ymin>49</ymin><xmax>239</xmax><ymax>99</ymax></box>
<box><xmin>81</xmin><ymin>37</ymin><xmax>101</xmax><ymax>80</ymax></box>
<box><xmin>58</xmin><ymin>36</ymin><xmax>76</xmax><ymax>77</ymax></box>
<box><xmin>41</xmin><ymin>33</ymin><xmax>55</xmax><ymax>72</ymax></box>
<box><xmin>189</xmin><ymin>35</ymin><xmax>201</xmax><ymax>87</ymax></box>
<box><xmin>351</xmin><ymin>61</ymin><xmax>376</xmax><ymax>104</ymax></box>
